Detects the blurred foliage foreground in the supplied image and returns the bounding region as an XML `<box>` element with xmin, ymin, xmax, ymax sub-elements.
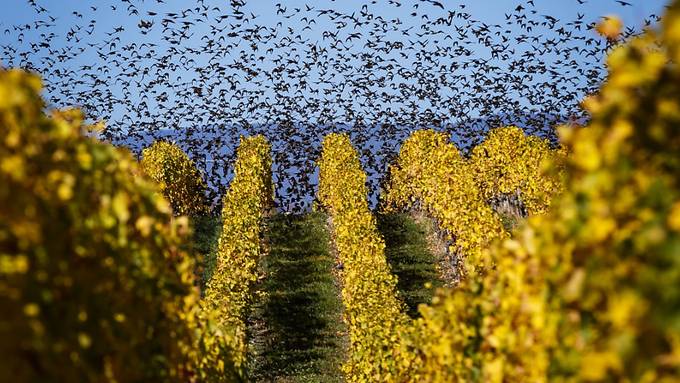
<box><xmin>0</xmin><ymin>69</ymin><xmax>275</xmax><ymax>382</ymax></box>
<box><xmin>1</xmin><ymin>1</ymin><xmax>680</xmax><ymax>382</ymax></box>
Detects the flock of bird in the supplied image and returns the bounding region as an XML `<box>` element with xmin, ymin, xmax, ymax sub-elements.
<box><xmin>1</xmin><ymin>0</ymin><xmax>662</xmax><ymax>212</ymax></box>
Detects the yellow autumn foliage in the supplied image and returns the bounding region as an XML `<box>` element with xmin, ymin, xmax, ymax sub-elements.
<box><xmin>0</xmin><ymin>69</ymin><xmax>204</xmax><ymax>381</ymax></box>
<box><xmin>319</xmin><ymin>129</ymin><xmax>556</xmax><ymax>382</ymax></box>
<box><xmin>140</xmin><ymin>140</ymin><xmax>208</xmax><ymax>216</ymax></box>
<box><xmin>382</xmin><ymin>129</ymin><xmax>506</xmax><ymax>275</ymax></box>
<box><xmin>0</xmin><ymin>69</ymin><xmax>277</xmax><ymax>382</ymax></box>
<box><xmin>317</xmin><ymin>133</ymin><xmax>418</xmax><ymax>381</ymax></box>
<box><xmin>470</xmin><ymin>126</ymin><xmax>563</xmax><ymax>215</ymax></box>
<box><xmin>201</xmin><ymin>135</ymin><xmax>273</xmax><ymax>380</ymax></box>
<box><xmin>376</xmin><ymin>126</ymin><xmax>556</xmax><ymax>381</ymax></box>
<box><xmin>528</xmin><ymin>4</ymin><xmax>679</xmax><ymax>380</ymax></box>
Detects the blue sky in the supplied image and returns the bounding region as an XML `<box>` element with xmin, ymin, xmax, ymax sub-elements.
<box><xmin>2</xmin><ymin>0</ymin><xmax>666</xmax><ymax>115</ymax></box>
<box><xmin>2</xmin><ymin>1</ymin><xmax>667</xmax><ymax>28</ymax></box>
<box><xmin>2</xmin><ymin>0</ymin><xmax>667</xmax><ymax>108</ymax></box>
<box><xmin>2</xmin><ymin>1</ymin><xmax>666</xmax><ymax>42</ymax></box>
<box><xmin>1</xmin><ymin>0</ymin><xmax>667</xmax><ymax>134</ymax></box>
<box><xmin>0</xmin><ymin>0</ymin><xmax>670</xmax><ymax>210</ymax></box>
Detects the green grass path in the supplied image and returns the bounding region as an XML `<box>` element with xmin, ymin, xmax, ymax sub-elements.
<box><xmin>190</xmin><ymin>215</ymin><xmax>222</xmax><ymax>293</ymax></box>
<box><xmin>376</xmin><ymin>212</ymin><xmax>443</xmax><ymax>318</ymax></box>
<box><xmin>249</xmin><ymin>212</ymin><xmax>346</xmax><ymax>382</ymax></box>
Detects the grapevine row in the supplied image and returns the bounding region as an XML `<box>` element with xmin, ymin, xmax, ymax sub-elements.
<box><xmin>385</xmin><ymin>126</ymin><xmax>561</xmax><ymax>381</ymax></box>
<box><xmin>140</xmin><ymin>140</ymin><xmax>209</xmax><ymax>216</ymax></box>
<box><xmin>200</xmin><ymin>135</ymin><xmax>273</xmax><ymax>380</ymax></box>
<box><xmin>317</xmin><ymin>133</ymin><xmax>416</xmax><ymax>381</ymax></box>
